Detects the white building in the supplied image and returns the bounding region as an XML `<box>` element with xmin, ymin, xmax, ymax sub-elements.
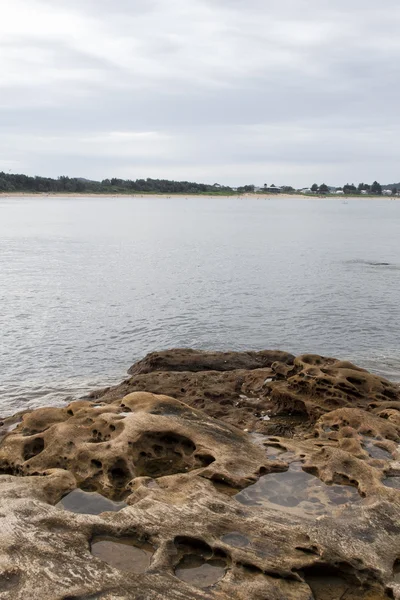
<box><xmin>335</xmin><ymin>190</ymin><xmax>344</xmax><ymax>195</ymax></box>
<box><xmin>383</xmin><ymin>189</ymin><xmax>393</xmax><ymax>196</ymax></box>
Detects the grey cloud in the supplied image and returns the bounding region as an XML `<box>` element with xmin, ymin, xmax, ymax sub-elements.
<box><xmin>0</xmin><ymin>0</ymin><xmax>399</xmax><ymax>186</ymax></box>
<box><xmin>40</xmin><ymin>0</ymin><xmax>160</xmax><ymax>16</ymax></box>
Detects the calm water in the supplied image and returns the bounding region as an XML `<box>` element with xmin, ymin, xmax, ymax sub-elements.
<box><xmin>0</xmin><ymin>195</ymin><xmax>399</xmax><ymax>416</ymax></box>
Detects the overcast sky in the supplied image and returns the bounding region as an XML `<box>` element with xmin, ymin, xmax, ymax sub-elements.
<box><xmin>1</xmin><ymin>0</ymin><xmax>400</xmax><ymax>187</ymax></box>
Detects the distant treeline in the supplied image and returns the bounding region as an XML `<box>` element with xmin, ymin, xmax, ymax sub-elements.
<box><xmin>0</xmin><ymin>172</ymin><xmax>236</xmax><ymax>194</ymax></box>
<box><xmin>0</xmin><ymin>171</ymin><xmax>398</xmax><ymax>195</ymax></box>
<box><xmin>310</xmin><ymin>181</ymin><xmax>398</xmax><ymax>195</ymax></box>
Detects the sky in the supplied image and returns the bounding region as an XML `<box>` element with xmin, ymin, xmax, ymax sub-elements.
<box><xmin>1</xmin><ymin>0</ymin><xmax>400</xmax><ymax>188</ymax></box>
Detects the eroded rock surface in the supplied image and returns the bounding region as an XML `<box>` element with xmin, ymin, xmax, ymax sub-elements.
<box><xmin>127</xmin><ymin>348</ymin><xmax>295</xmax><ymax>375</ymax></box>
<box><xmin>0</xmin><ymin>392</ymin><xmax>280</xmax><ymax>499</ymax></box>
<box><xmin>0</xmin><ymin>349</ymin><xmax>399</xmax><ymax>599</ymax></box>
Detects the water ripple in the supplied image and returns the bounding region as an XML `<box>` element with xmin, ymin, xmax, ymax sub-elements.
<box><xmin>0</xmin><ymin>195</ymin><xmax>400</xmax><ymax>416</ymax></box>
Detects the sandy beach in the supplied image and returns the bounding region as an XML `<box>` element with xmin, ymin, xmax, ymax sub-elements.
<box><xmin>0</xmin><ymin>192</ymin><xmax>396</xmax><ymax>200</ymax></box>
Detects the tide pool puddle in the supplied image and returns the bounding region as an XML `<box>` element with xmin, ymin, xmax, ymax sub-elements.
<box><xmin>304</xmin><ymin>571</ymin><xmax>386</xmax><ymax>600</ymax></box>
<box><xmin>383</xmin><ymin>477</ymin><xmax>400</xmax><ymax>490</ymax></box>
<box><xmin>306</xmin><ymin>573</ymin><xmax>351</xmax><ymax>599</ymax></box>
<box><xmin>235</xmin><ymin>462</ymin><xmax>361</xmax><ymax>516</ymax></box>
<box><xmin>264</xmin><ymin>445</ymin><xmax>288</xmax><ymax>460</ymax></box>
<box><xmin>91</xmin><ymin>537</ymin><xmax>153</xmax><ymax>573</ymax></box>
<box><xmin>362</xmin><ymin>437</ymin><xmax>392</xmax><ymax>461</ymax></box>
<box><xmin>57</xmin><ymin>489</ymin><xmax>127</xmax><ymax>514</ymax></box>
<box><xmin>220</xmin><ymin>532</ymin><xmax>250</xmax><ymax>548</ymax></box>
<box><xmin>175</xmin><ymin>555</ymin><xmax>226</xmax><ymax>588</ymax></box>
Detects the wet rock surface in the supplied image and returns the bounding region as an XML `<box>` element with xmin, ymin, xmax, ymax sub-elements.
<box><xmin>0</xmin><ymin>348</ymin><xmax>399</xmax><ymax>599</ymax></box>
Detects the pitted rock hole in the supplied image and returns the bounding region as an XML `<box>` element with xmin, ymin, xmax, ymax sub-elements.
<box><xmin>91</xmin><ymin>537</ymin><xmax>153</xmax><ymax>573</ymax></box>
<box><xmin>133</xmin><ymin>431</ymin><xmax>214</xmax><ymax>478</ymax></box>
<box><xmin>108</xmin><ymin>458</ymin><xmax>131</xmax><ymax>488</ymax></box>
<box><xmin>23</xmin><ymin>437</ymin><xmax>45</xmax><ymax>461</ymax></box>
<box><xmin>394</xmin><ymin>559</ymin><xmax>400</xmax><ymax>582</ymax></box>
<box><xmin>302</xmin><ymin>564</ymin><xmax>388</xmax><ymax>600</ymax></box>
<box><xmin>57</xmin><ymin>489</ymin><xmax>127</xmax><ymax>515</ymax></box>
<box><xmin>175</xmin><ymin>556</ymin><xmax>226</xmax><ymax>588</ymax></box>
<box><xmin>174</xmin><ymin>536</ymin><xmax>227</xmax><ymax>589</ymax></box>
<box><xmin>0</xmin><ymin>571</ymin><xmax>21</xmax><ymax>592</ymax></box>
<box><xmin>235</xmin><ymin>462</ymin><xmax>361</xmax><ymax>516</ymax></box>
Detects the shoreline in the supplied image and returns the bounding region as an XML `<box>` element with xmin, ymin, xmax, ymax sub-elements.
<box><xmin>0</xmin><ymin>191</ymin><xmax>398</xmax><ymax>200</ymax></box>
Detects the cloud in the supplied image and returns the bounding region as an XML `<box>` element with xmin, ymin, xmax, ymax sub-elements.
<box><xmin>0</xmin><ymin>0</ymin><xmax>399</xmax><ymax>186</ymax></box>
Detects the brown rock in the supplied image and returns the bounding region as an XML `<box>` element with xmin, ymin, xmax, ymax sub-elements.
<box><xmin>269</xmin><ymin>354</ymin><xmax>400</xmax><ymax>421</ymax></box>
<box><xmin>89</xmin><ymin>350</ymin><xmax>400</xmax><ymax>438</ymax></box>
<box><xmin>0</xmin><ymin>392</ymin><xmax>279</xmax><ymax>499</ymax></box>
<box><xmin>89</xmin><ymin>368</ymin><xmax>279</xmax><ymax>433</ymax></box>
<box><xmin>128</xmin><ymin>348</ymin><xmax>295</xmax><ymax>375</ymax></box>
<box><xmin>0</xmin><ymin>349</ymin><xmax>399</xmax><ymax>599</ymax></box>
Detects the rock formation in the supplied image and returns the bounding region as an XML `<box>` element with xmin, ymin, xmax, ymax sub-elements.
<box><xmin>0</xmin><ymin>349</ymin><xmax>399</xmax><ymax>599</ymax></box>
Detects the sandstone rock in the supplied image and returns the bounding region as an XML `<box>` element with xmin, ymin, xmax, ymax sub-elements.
<box><xmin>0</xmin><ymin>392</ymin><xmax>281</xmax><ymax>499</ymax></box>
<box><xmin>89</xmin><ymin>350</ymin><xmax>400</xmax><ymax>437</ymax></box>
<box><xmin>128</xmin><ymin>348</ymin><xmax>295</xmax><ymax>375</ymax></box>
<box><xmin>0</xmin><ymin>466</ymin><xmax>396</xmax><ymax>599</ymax></box>
<box><xmin>87</xmin><ymin>368</ymin><xmax>279</xmax><ymax>433</ymax></box>
<box><xmin>268</xmin><ymin>354</ymin><xmax>400</xmax><ymax>422</ymax></box>
<box><xmin>0</xmin><ymin>349</ymin><xmax>399</xmax><ymax>599</ymax></box>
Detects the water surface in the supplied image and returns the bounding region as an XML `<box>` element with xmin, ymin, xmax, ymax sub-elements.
<box><xmin>1</xmin><ymin>195</ymin><xmax>399</xmax><ymax>415</ymax></box>
<box><xmin>57</xmin><ymin>489</ymin><xmax>127</xmax><ymax>514</ymax></box>
<box><xmin>91</xmin><ymin>537</ymin><xmax>153</xmax><ymax>573</ymax></box>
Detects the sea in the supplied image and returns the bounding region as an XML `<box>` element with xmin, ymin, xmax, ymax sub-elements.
<box><xmin>1</xmin><ymin>195</ymin><xmax>399</xmax><ymax>416</ymax></box>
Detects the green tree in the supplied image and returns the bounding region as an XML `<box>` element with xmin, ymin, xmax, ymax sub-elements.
<box><xmin>343</xmin><ymin>183</ymin><xmax>357</xmax><ymax>194</ymax></box>
<box><xmin>311</xmin><ymin>183</ymin><xmax>319</xmax><ymax>192</ymax></box>
<box><xmin>319</xmin><ymin>183</ymin><xmax>329</xmax><ymax>194</ymax></box>
<box><xmin>0</xmin><ymin>176</ymin><xmax>12</xmax><ymax>191</ymax></box>
<box><xmin>371</xmin><ymin>181</ymin><xmax>382</xmax><ymax>195</ymax></box>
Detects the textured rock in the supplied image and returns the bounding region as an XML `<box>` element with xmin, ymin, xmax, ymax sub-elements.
<box><xmin>268</xmin><ymin>354</ymin><xmax>400</xmax><ymax>422</ymax></box>
<box><xmin>127</xmin><ymin>348</ymin><xmax>295</xmax><ymax>375</ymax></box>
<box><xmin>87</xmin><ymin>368</ymin><xmax>280</xmax><ymax>433</ymax></box>
<box><xmin>0</xmin><ymin>349</ymin><xmax>399</xmax><ymax>599</ymax></box>
<box><xmin>89</xmin><ymin>350</ymin><xmax>400</xmax><ymax>436</ymax></box>
<box><xmin>0</xmin><ymin>392</ymin><xmax>283</xmax><ymax>500</ymax></box>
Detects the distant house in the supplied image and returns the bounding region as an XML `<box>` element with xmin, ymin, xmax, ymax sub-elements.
<box><xmin>361</xmin><ymin>190</ymin><xmax>368</xmax><ymax>195</ymax></box>
<box><xmin>383</xmin><ymin>189</ymin><xmax>393</xmax><ymax>196</ymax></box>
<box><xmin>300</xmin><ymin>189</ymin><xmax>311</xmax><ymax>194</ymax></box>
<box><xmin>264</xmin><ymin>186</ymin><xmax>281</xmax><ymax>193</ymax></box>
<box><xmin>335</xmin><ymin>190</ymin><xmax>344</xmax><ymax>195</ymax></box>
